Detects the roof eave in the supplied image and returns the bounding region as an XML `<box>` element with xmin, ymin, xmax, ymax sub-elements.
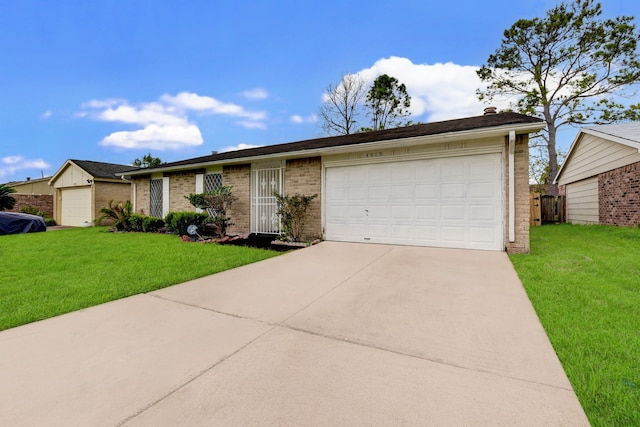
<box><xmin>119</xmin><ymin>121</ymin><xmax>545</xmax><ymax>178</ymax></box>
<box><xmin>554</xmin><ymin>127</ymin><xmax>640</xmax><ymax>184</ymax></box>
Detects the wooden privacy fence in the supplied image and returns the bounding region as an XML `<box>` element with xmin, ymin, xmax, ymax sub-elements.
<box><xmin>530</xmin><ymin>193</ymin><xmax>565</xmax><ymax>226</ymax></box>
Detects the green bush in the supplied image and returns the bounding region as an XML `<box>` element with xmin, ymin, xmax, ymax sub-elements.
<box><xmin>129</xmin><ymin>213</ymin><xmax>146</xmax><ymax>232</ymax></box>
<box><xmin>20</xmin><ymin>206</ymin><xmax>46</xmax><ymax>217</ymax></box>
<box><xmin>185</xmin><ymin>186</ymin><xmax>237</xmax><ymax>237</ymax></box>
<box><xmin>273</xmin><ymin>192</ymin><xmax>318</xmax><ymax>242</ymax></box>
<box><xmin>164</xmin><ymin>211</ymin><xmax>212</xmax><ymax>236</ymax></box>
<box><xmin>142</xmin><ymin>216</ymin><xmax>164</xmax><ymax>233</ymax></box>
<box><xmin>128</xmin><ymin>213</ymin><xmax>164</xmax><ymax>233</ymax></box>
<box><xmin>44</xmin><ymin>218</ymin><xmax>57</xmax><ymax>226</ymax></box>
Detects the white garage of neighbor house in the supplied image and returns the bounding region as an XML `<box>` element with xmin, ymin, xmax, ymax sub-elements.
<box><xmin>121</xmin><ymin>111</ymin><xmax>545</xmax><ymax>253</ymax></box>
<box><xmin>555</xmin><ymin>122</ymin><xmax>640</xmax><ymax>226</ymax></box>
<box><xmin>49</xmin><ymin>160</ymin><xmax>134</xmax><ymax>227</ymax></box>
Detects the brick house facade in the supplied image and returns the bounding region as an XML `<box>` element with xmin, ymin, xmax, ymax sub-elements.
<box><xmin>123</xmin><ymin>112</ymin><xmax>543</xmax><ymax>253</ymax></box>
<box><xmin>599</xmin><ymin>161</ymin><xmax>640</xmax><ymax>226</ymax></box>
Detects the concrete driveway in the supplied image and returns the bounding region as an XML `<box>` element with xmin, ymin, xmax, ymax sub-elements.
<box><xmin>0</xmin><ymin>242</ymin><xmax>589</xmax><ymax>426</ymax></box>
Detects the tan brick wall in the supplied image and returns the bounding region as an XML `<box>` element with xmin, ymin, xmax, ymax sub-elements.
<box><xmin>9</xmin><ymin>194</ymin><xmax>53</xmax><ymax>217</ymax></box>
<box><xmin>284</xmin><ymin>157</ymin><xmax>322</xmax><ymax>241</ymax></box>
<box><xmin>93</xmin><ymin>181</ymin><xmax>132</xmax><ymax>222</ymax></box>
<box><xmin>168</xmin><ymin>172</ymin><xmax>197</xmax><ymax>213</ymax></box>
<box><xmin>223</xmin><ymin>164</ymin><xmax>251</xmax><ymax>235</ymax></box>
<box><xmin>133</xmin><ymin>177</ymin><xmax>150</xmax><ymax>215</ymax></box>
<box><xmin>505</xmin><ymin>134</ymin><xmax>530</xmax><ymax>254</ymax></box>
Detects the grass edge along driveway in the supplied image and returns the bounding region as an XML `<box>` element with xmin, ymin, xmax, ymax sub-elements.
<box><xmin>0</xmin><ymin>227</ymin><xmax>281</xmax><ymax>331</ymax></box>
<box><xmin>510</xmin><ymin>224</ymin><xmax>640</xmax><ymax>427</ymax></box>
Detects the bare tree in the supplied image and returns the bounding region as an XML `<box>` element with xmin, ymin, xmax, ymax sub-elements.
<box><xmin>319</xmin><ymin>73</ymin><xmax>367</xmax><ymax>135</ymax></box>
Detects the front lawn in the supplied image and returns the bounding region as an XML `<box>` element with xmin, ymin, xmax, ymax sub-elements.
<box><xmin>0</xmin><ymin>227</ymin><xmax>281</xmax><ymax>331</ymax></box>
<box><xmin>510</xmin><ymin>224</ymin><xmax>640</xmax><ymax>427</ymax></box>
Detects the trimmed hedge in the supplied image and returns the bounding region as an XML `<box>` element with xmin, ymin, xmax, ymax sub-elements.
<box><xmin>164</xmin><ymin>211</ymin><xmax>212</xmax><ymax>236</ymax></box>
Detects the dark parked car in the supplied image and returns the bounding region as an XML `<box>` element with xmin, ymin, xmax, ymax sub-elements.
<box><xmin>0</xmin><ymin>212</ymin><xmax>47</xmax><ymax>235</ymax></box>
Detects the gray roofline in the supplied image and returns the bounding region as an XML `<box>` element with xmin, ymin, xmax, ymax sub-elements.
<box><xmin>119</xmin><ymin>121</ymin><xmax>545</xmax><ymax>177</ymax></box>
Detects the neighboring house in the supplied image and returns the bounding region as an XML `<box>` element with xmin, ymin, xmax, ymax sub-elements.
<box><xmin>5</xmin><ymin>177</ymin><xmax>54</xmax><ymax>217</ymax></box>
<box><xmin>555</xmin><ymin>122</ymin><xmax>640</xmax><ymax>226</ymax></box>
<box><xmin>120</xmin><ymin>111</ymin><xmax>545</xmax><ymax>253</ymax></box>
<box><xmin>49</xmin><ymin>160</ymin><xmax>133</xmax><ymax>226</ymax></box>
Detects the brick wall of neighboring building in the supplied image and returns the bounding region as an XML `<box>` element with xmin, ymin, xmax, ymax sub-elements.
<box><xmin>505</xmin><ymin>134</ymin><xmax>530</xmax><ymax>254</ymax></box>
<box><xmin>9</xmin><ymin>194</ymin><xmax>54</xmax><ymax>217</ymax></box>
<box><xmin>93</xmin><ymin>181</ymin><xmax>132</xmax><ymax>222</ymax></box>
<box><xmin>599</xmin><ymin>161</ymin><xmax>640</xmax><ymax>226</ymax></box>
<box><xmin>223</xmin><ymin>164</ymin><xmax>251</xmax><ymax>235</ymax></box>
<box><xmin>168</xmin><ymin>172</ymin><xmax>197</xmax><ymax>213</ymax></box>
<box><xmin>132</xmin><ymin>177</ymin><xmax>150</xmax><ymax>215</ymax></box>
<box><xmin>284</xmin><ymin>157</ymin><xmax>322</xmax><ymax>241</ymax></box>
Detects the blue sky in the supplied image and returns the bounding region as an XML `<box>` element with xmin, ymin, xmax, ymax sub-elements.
<box><xmin>1</xmin><ymin>0</ymin><xmax>639</xmax><ymax>183</ymax></box>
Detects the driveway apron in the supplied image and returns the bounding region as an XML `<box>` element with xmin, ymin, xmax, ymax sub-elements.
<box><xmin>0</xmin><ymin>242</ymin><xmax>589</xmax><ymax>426</ymax></box>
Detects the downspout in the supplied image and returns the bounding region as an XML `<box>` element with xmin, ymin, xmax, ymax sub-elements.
<box><xmin>508</xmin><ymin>131</ymin><xmax>516</xmax><ymax>243</ymax></box>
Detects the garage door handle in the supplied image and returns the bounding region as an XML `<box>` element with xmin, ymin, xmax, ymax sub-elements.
<box><xmin>365</xmin><ymin>209</ymin><xmax>369</xmax><ymax>216</ymax></box>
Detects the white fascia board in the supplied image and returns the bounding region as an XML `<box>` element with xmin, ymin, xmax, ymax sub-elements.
<box><xmin>119</xmin><ymin>122</ymin><xmax>546</xmax><ymax>178</ymax></box>
<box><xmin>581</xmin><ymin>127</ymin><xmax>640</xmax><ymax>151</ymax></box>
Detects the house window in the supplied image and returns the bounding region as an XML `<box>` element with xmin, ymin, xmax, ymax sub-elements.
<box><xmin>204</xmin><ymin>173</ymin><xmax>223</xmax><ymax>216</ymax></box>
<box><xmin>251</xmin><ymin>162</ymin><xmax>284</xmax><ymax>234</ymax></box>
<box><xmin>150</xmin><ymin>178</ymin><xmax>163</xmax><ymax>218</ymax></box>
<box><xmin>204</xmin><ymin>173</ymin><xmax>223</xmax><ymax>192</ymax></box>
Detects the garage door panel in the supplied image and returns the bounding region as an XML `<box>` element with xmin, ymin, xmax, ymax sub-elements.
<box><xmin>470</xmin><ymin>227</ymin><xmax>499</xmax><ymax>244</ymax></box>
<box><xmin>61</xmin><ymin>187</ymin><xmax>91</xmax><ymax>227</ymax></box>
<box><xmin>441</xmin><ymin>205</ymin><xmax>466</xmax><ymax>221</ymax></box>
<box><xmin>325</xmin><ymin>153</ymin><xmax>503</xmax><ymax>250</ymax></box>
<box><xmin>441</xmin><ymin>226</ymin><xmax>465</xmax><ymax>243</ymax></box>
<box><xmin>470</xmin><ymin>205</ymin><xmax>498</xmax><ymax>221</ymax></box>
<box><xmin>415</xmin><ymin>206</ymin><xmax>437</xmax><ymax>220</ymax></box>
<box><xmin>415</xmin><ymin>184</ymin><xmax>437</xmax><ymax>199</ymax></box>
<box><xmin>442</xmin><ymin>163</ymin><xmax>465</xmax><ymax>178</ymax></box>
<box><xmin>391</xmin><ymin>185</ymin><xmax>412</xmax><ymax>200</ymax></box>
<box><xmin>441</xmin><ymin>183</ymin><xmax>465</xmax><ymax>198</ymax></box>
<box><xmin>391</xmin><ymin>205</ymin><xmax>412</xmax><ymax>220</ymax></box>
<box><xmin>469</xmin><ymin>182</ymin><xmax>497</xmax><ymax>198</ymax></box>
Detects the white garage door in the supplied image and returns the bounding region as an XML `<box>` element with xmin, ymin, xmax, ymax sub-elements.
<box><xmin>61</xmin><ymin>187</ymin><xmax>92</xmax><ymax>226</ymax></box>
<box><xmin>325</xmin><ymin>153</ymin><xmax>504</xmax><ymax>250</ymax></box>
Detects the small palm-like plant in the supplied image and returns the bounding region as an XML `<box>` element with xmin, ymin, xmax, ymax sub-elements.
<box><xmin>96</xmin><ymin>200</ymin><xmax>133</xmax><ymax>231</ymax></box>
<box><xmin>0</xmin><ymin>184</ymin><xmax>17</xmax><ymax>211</ymax></box>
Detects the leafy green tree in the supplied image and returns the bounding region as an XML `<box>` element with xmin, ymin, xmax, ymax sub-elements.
<box><xmin>319</xmin><ymin>73</ymin><xmax>367</xmax><ymax>135</ymax></box>
<box><xmin>133</xmin><ymin>153</ymin><xmax>163</xmax><ymax>168</ymax></box>
<box><xmin>363</xmin><ymin>74</ymin><xmax>411</xmax><ymax>131</ymax></box>
<box><xmin>477</xmin><ymin>0</ymin><xmax>640</xmax><ymax>194</ymax></box>
<box><xmin>0</xmin><ymin>184</ymin><xmax>17</xmax><ymax>211</ymax></box>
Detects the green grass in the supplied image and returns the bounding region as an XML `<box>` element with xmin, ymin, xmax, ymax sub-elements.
<box><xmin>0</xmin><ymin>227</ymin><xmax>281</xmax><ymax>331</ymax></box>
<box><xmin>510</xmin><ymin>224</ymin><xmax>640</xmax><ymax>426</ymax></box>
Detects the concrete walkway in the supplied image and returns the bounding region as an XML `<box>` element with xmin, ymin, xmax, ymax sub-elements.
<box><xmin>0</xmin><ymin>242</ymin><xmax>589</xmax><ymax>426</ymax></box>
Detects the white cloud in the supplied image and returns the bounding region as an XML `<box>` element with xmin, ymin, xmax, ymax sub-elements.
<box><xmin>219</xmin><ymin>143</ymin><xmax>263</xmax><ymax>153</ymax></box>
<box><xmin>81</xmin><ymin>91</ymin><xmax>267</xmax><ymax>151</ymax></box>
<box><xmin>99</xmin><ymin>103</ymin><xmax>187</xmax><ymax>126</ymax></box>
<box><xmin>100</xmin><ymin>124</ymin><xmax>203</xmax><ymax>150</ymax></box>
<box><xmin>355</xmin><ymin>56</ymin><xmax>510</xmax><ymax>122</ymax></box>
<box><xmin>242</xmin><ymin>88</ymin><xmax>269</xmax><ymax>100</ymax></box>
<box><xmin>41</xmin><ymin>110</ymin><xmax>52</xmax><ymax>119</ymax></box>
<box><xmin>161</xmin><ymin>92</ymin><xmax>266</xmax><ymax>120</ymax></box>
<box><xmin>291</xmin><ymin>114</ymin><xmax>318</xmax><ymax>124</ymax></box>
<box><xmin>0</xmin><ymin>156</ymin><xmax>50</xmax><ymax>180</ymax></box>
